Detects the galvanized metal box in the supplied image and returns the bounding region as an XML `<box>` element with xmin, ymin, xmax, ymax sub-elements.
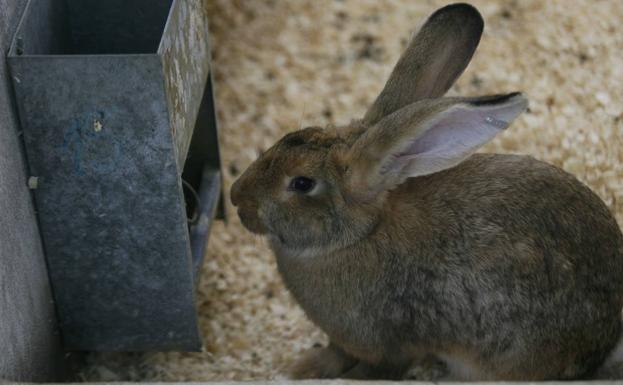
<box><xmin>7</xmin><ymin>0</ymin><xmax>222</xmax><ymax>351</ymax></box>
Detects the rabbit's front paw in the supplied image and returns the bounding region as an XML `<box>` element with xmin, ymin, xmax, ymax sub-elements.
<box><xmin>287</xmin><ymin>344</ymin><xmax>357</xmax><ymax>379</ymax></box>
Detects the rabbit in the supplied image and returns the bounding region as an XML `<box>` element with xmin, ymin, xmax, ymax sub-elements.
<box><xmin>230</xmin><ymin>2</ymin><xmax>623</xmax><ymax>381</ymax></box>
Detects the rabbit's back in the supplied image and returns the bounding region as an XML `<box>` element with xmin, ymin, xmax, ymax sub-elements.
<box><xmin>382</xmin><ymin>153</ymin><xmax>623</xmax><ymax>378</ymax></box>
<box><xmin>394</xmin><ymin>153</ymin><xmax>623</xmax><ymax>282</ymax></box>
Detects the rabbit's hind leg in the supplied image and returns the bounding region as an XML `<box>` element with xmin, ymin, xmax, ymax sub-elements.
<box><xmin>287</xmin><ymin>342</ymin><xmax>358</xmax><ymax>379</ymax></box>
<box><xmin>341</xmin><ymin>360</ymin><xmax>408</xmax><ymax>380</ymax></box>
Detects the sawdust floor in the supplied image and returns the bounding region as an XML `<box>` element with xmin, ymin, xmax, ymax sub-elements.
<box><xmin>81</xmin><ymin>0</ymin><xmax>623</xmax><ymax>381</ymax></box>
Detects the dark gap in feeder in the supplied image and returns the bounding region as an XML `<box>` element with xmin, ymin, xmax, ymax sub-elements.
<box><xmin>17</xmin><ymin>0</ymin><xmax>174</xmax><ymax>55</ymax></box>
<box><xmin>182</xmin><ymin>75</ymin><xmax>224</xmax><ymax>284</ymax></box>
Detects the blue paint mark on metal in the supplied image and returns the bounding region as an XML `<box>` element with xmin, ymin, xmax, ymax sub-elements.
<box><xmin>62</xmin><ymin>120</ymin><xmax>84</xmax><ymax>175</ymax></box>
<box><xmin>62</xmin><ymin>111</ymin><xmax>122</xmax><ymax>176</ymax></box>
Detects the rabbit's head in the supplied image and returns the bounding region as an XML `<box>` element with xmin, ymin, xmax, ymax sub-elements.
<box><xmin>231</xmin><ymin>3</ymin><xmax>528</xmax><ymax>256</ymax></box>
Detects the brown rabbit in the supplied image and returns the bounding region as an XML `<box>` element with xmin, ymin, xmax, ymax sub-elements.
<box><xmin>230</xmin><ymin>3</ymin><xmax>623</xmax><ymax>381</ymax></box>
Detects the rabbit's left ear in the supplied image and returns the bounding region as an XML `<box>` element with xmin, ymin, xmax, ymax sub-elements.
<box><xmin>363</xmin><ymin>3</ymin><xmax>484</xmax><ymax>126</ymax></box>
<box><xmin>347</xmin><ymin>93</ymin><xmax>528</xmax><ymax>198</ymax></box>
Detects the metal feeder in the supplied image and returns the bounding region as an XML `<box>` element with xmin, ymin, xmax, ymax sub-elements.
<box><xmin>8</xmin><ymin>0</ymin><xmax>223</xmax><ymax>351</ymax></box>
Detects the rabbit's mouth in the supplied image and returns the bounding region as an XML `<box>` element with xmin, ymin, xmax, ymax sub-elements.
<box><xmin>237</xmin><ymin>208</ymin><xmax>268</xmax><ymax>234</ymax></box>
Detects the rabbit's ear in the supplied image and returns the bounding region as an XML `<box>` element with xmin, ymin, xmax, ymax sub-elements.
<box><xmin>347</xmin><ymin>93</ymin><xmax>528</xmax><ymax>197</ymax></box>
<box><xmin>363</xmin><ymin>3</ymin><xmax>484</xmax><ymax>126</ymax></box>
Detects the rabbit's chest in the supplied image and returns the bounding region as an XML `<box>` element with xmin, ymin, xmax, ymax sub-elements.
<box><xmin>276</xmin><ymin>251</ymin><xmax>390</xmax><ymax>359</ymax></box>
<box><xmin>295</xmin><ymin>282</ymin><xmax>386</xmax><ymax>362</ymax></box>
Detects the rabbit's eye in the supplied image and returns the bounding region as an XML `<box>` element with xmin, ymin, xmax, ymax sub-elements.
<box><xmin>289</xmin><ymin>176</ymin><xmax>316</xmax><ymax>194</ymax></box>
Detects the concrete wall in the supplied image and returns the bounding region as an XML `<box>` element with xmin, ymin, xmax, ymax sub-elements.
<box><xmin>0</xmin><ymin>0</ymin><xmax>63</xmax><ymax>381</ymax></box>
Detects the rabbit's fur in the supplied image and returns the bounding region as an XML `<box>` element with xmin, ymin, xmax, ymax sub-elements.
<box><xmin>230</xmin><ymin>3</ymin><xmax>623</xmax><ymax>380</ymax></box>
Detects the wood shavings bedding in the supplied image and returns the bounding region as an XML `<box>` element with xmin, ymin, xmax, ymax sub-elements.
<box><xmin>81</xmin><ymin>0</ymin><xmax>623</xmax><ymax>381</ymax></box>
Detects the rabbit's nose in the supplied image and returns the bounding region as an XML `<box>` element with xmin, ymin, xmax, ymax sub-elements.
<box><xmin>230</xmin><ymin>178</ymin><xmax>243</xmax><ymax>207</ymax></box>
